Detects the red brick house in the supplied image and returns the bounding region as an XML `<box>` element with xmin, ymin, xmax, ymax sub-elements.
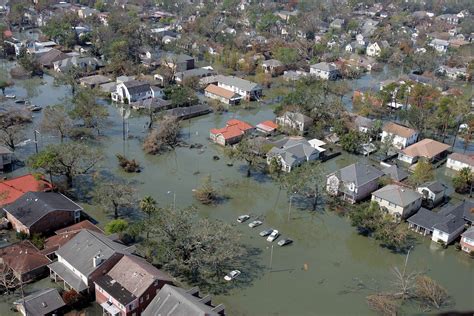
<box><xmin>0</xmin><ymin>241</ymin><xmax>51</xmax><ymax>283</ymax></box>
<box><xmin>3</xmin><ymin>192</ymin><xmax>83</xmax><ymax>236</ymax></box>
<box><xmin>0</xmin><ymin>174</ymin><xmax>52</xmax><ymax>207</ymax></box>
<box><xmin>95</xmin><ymin>255</ymin><xmax>173</xmax><ymax>316</ymax></box>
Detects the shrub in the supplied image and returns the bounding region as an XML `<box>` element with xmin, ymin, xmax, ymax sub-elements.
<box><xmin>116</xmin><ymin>154</ymin><xmax>140</xmax><ymax>172</ymax></box>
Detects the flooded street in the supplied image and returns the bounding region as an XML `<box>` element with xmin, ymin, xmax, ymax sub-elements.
<box><xmin>0</xmin><ymin>60</ymin><xmax>473</xmax><ymax>316</ymax></box>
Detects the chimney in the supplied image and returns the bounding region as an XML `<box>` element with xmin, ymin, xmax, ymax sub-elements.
<box><xmin>93</xmin><ymin>255</ymin><xmax>103</xmax><ymax>268</ymax></box>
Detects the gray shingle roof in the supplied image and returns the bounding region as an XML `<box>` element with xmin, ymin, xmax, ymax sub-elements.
<box><xmin>407</xmin><ymin>208</ymin><xmax>445</xmax><ymax>231</ymax></box>
<box><xmin>382</xmin><ymin>165</ymin><xmax>408</xmax><ymax>181</ymax></box>
<box><xmin>217</xmin><ymin>75</ymin><xmax>261</xmax><ymax>92</ymax></box>
<box><xmin>419</xmin><ymin>181</ymin><xmax>446</xmax><ymax>194</ymax></box>
<box><xmin>461</xmin><ymin>226</ymin><xmax>474</xmax><ymax>240</ymax></box>
<box><xmin>338</xmin><ymin>163</ymin><xmax>384</xmax><ymax>186</ymax></box>
<box><xmin>3</xmin><ymin>192</ymin><xmax>82</xmax><ymax>228</ymax></box>
<box><xmin>372</xmin><ymin>185</ymin><xmax>421</xmax><ymax>207</ymax></box>
<box><xmin>55</xmin><ymin>230</ymin><xmax>131</xmax><ymax>277</ymax></box>
<box><xmin>310</xmin><ymin>62</ymin><xmax>337</xmax><ymax>72</ymax></box>
<box><xmin>143</xmin><ymin>285</ymin><xmax>224</xmax><ymax>316</ymax></box>
<box><xmin>123</xmin><ymin>80</ymin><xmax>151</xmax><ymax>94</ymax></box>
<box><xmin>15</xmin><ymin>288</ymin><xmax>65</xmax><ymax>315</ymax></box>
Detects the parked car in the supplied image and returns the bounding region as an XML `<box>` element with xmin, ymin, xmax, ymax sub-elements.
<box><xmin>259</xmin><ymin>228</ymin><xmax>274</xmax><ymax>237</ymax></box>
<box><xmin>267</xmin><ymin>230</ymin><xmax>280</xmax><ymax>242</ymax></box>
<box><xmin>224</xmin><ymin>270</ymin><xmax>241</xmax><ymax>281</ymax></box>
<box><xmin>277</xmin><ymin>238</ymin><xmax>293</xmax><ymax>247</ymax></box>
<box><xmin>237</xmin><ymin>215</ymin><xmax>250</xmax><ymax>223</ymax></box>
<box><xmin>249</xmin><ymin>220</ymin><xmax>263</xmax><ymax>228</ymax></box>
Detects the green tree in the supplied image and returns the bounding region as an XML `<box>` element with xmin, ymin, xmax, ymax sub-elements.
<box><xmin>273</xmin><ymin>47</ymin><xmax>299</xmax><ymax>65</ymax></box>
<box><xmin>257</xmin><ymin>12</ymin><xmax>278</xmax><ymax>32</ymax></box>
<box><xmin>143</xmin><ymin>116</ymin><xmax>180</xmax><ymax>154</ymax></box>
<box><xmin>28</xmin><ymin>142</ymin><xmax>102</xmax><ymax>188</ymax></box>
<box><xmin>104</xmin><ymin>219</ymin><xmax>129</xmax><ymax>235</ymax></box>
<box><xmin>226</xmin><ymin>138</ymin><xmax>265</xmax><ymax>177</ymax></box>
<box><xmin>409</xmin><ymin>160</ymin><xmax>434</xmax><ymax>186</ymax></box>
<box><xmin>0</xmin><ymin>109</ymin><xmax>31</xmax><ymax>150</ymax></box>
<box><xmin>39</xmin><ymin>104</ymin><xmax>73</xmax><ymax>142</ymax></box>
<box><xmin>139</xmin><ymin>196</ymin><xmax>159</xmax><ymax>240</ymax></box>
<box><xmin>69</xmin><ymin>89</ymin><xmax>108</xmax><ymax>134</ymax></box>
<box><xmin>92</xmin><ymin>181</ymin><xmax>137</xmax><ymax>219</ymax></box>
<box><xmin>452</xmin><ymin>167</ymin><xmax>473</xmax><ymax>194</ymax></box>
<box><xmin>193</xmin><ymin>175</ymin><xmax>219</xmax><ymax>205</ymax></box>
<box><xmin>340</xmin><ymin>130</ymin><xmax>364</xmax><ymax>154</ymax></box>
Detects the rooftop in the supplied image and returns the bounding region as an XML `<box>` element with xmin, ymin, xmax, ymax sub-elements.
<box><xmin>372</xmin><ymin>184</ymin><xmax>420</xmax><ymax>207</ymax></box>
<box><xmin>337</xmin><ymin>163</ymin><xmax>384</xmax><ymax>186</ymax></box>
<box><xmin>0</xmin><ymin>241</ymin><xmax>50</xmax><ymax>275</ymax></box>
<box><xmin>0</xmin><ymin>174</ymin><xmax>52</xmax><ymax>206</ymax></box>
<box><xmin>448</xmin><ymin>153</ymin><xmax>474</xmax><ymax>166</ymax></box>
<box><xmin>14</xmin><ymin>288</ymin><xmax>65</xmax><ymax>315</ymax></box>
<box><xmin>401</xmin><ymin>139</ymin><xmax>451</xmax><ymax>159</ymax></box>
<box><xmin>383</xmin><ymin>122</ymin><xmax>417</xmax><ymax>138</ymax></box>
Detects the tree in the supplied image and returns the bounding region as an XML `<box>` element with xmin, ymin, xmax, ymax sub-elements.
<box><xmin>92</xmin><ymin>181</ymin><xmax>137</xmax><ymax>219</ymax></box>
<box><xmin>340</xmin><ymin>130</ymin><xmax>364</xmax><ymax>154</ymax></box>
<box><xmin>0</xmin><ymin>264</ymin><xmax>19</xmax><ymax>294</ymax></box>
<box><xmin>39</xmin><ymin>104</ymin><xmax>73</xmax><ymax>142</ymax></box>
<box><xmin>165</xmin><ymin>86</ymin><xmax>198</xmax><ymax>107</ymax></box>
<box><xmin>143</xmin><ymin>116</ymin><xmax>180</xmax><ymax>154</ymax></box>
<box><xmin>226</xmin><ymin>138</ymin><xmax>264</xmax><ymax>177</ymax></box>
<box><xmin>273</xmin><ymin>47</ymin><xmax>299</xmax><ymax>65</ymax></box>
<box><xmin>104</xmin><ymin>219</ymin><xmax>129</xmax><ymax>235</ymax></box>
<box><xmin>366</xmin><ymin>294</ymin><xmax>399</xmax><ymax>316</ymax></box>
<box><xmin>140</xmin><ymin>196</ymin><xmax>159</xmax><ymax>240</ymax></box>
<box><xmin>62</xmin><ymin>289</ymin><xmax>80</xmax><ymax>306</ymax></box>
<box><xmin>409</xmin><ymin>160</ymin><xmax>434</xmax><ymax>186</ymax></box>
<box><xmin>0</xmin><ymin>109</ymin><xmax>32</xmax><ymax>150</ymax></box>
<box><xmin>28</xmin><ymin>142</ymin><xmax>102</xmax><ymax>188</ymax></box>
<box><xmin>193</xmin><ymin>175</ymin><xmax>219</xmax><ymax>205</ymax></box>
<box><xmin>349</xmin><ymin>201</ymin><xmax>382</xmax><ymax>235</ymax></box>
<box><xmin>452</xmin><ymin>167</ymin><xmax>473</xmax><ymax>194</ymax></box>
<box><xmin>69</xmin><ymin>89</ymin><xmax>108</xmax><ymax>134</ymax></box>
<box><xmin>415</xmin><ymin>275</ymin><xmax>449</xmax><ymax>309</ymax></box>
<box><xmin>0</xmin><ymin>80</ymin><xmax>13</xmax><ymax>95</ymax></box>
<box><xmin>282</xmin><ymin>161</ymin><xmax>325</xmax><ymax>211</ymax></box>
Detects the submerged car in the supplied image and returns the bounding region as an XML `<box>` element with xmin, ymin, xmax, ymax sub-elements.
<box><xmin>266</xmin><ymin>230</ymin><xmax>280</xmax><ymax>242</ymax></box>
<box><xmin>249</xmin><ymin>220</ymin><xmax>263</xmax><ymax>228</ymax></box>
<box><xmin>237</xmin><ymin>215</ymin><xmax>250</xmax><ymax>223</ymax></box>
<box><xmin>224</xmin><ymin>270</ymin><xmax>241</xmax><ymax>281</ymax></box>
<box><xmin>277</xmin><ymin>238</ymin><xmax>293</xmax><ymax>247</ymax></box>
<box><xmin>259</xmin><ymin>228</ymin><xmax>274</xmax><ymax>237</ymax></box>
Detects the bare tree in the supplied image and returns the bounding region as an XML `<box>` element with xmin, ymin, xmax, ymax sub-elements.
<box><xmin>0</xmin><ymin>109</ymin><xmax>32</xmax><ymax>150</ymax></box>
<box><xmin>0</xmin><ymin>264</ymin><xmax>19</xmax><ymax>294</ymax></box>
<box><xmin>143</xmin><ymin>116</ymin><xmax>180</xmax><ymax>154</ymax></box>
<box><xmin>415</xmin><ymin>275</ymin><xmax>449</xmax><ymax>309</ymax></box>
<box><xmin>39</xmin><ymin>104</ymin><xmax>73</xmax><ymax>142</ymax></box>
<box><xmin>367</xmin><ymin>294</ymin><xmax>399</xmax><ymax>316</ymax></box>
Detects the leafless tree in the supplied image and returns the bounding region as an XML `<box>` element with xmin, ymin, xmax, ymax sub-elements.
<box><xmin>0</xmin><ymin>264</ymin><xmax>19</xmax><ymax>294</ymax></box>
<box><xmin>415</xmin><ymin>275</ymin><xmax>449</xmax><ymax>309</ymax></box>
<box><xmin>367</xmin><ymin>294</ymin><xmax>399</xmax><ymax>316</ymax></box>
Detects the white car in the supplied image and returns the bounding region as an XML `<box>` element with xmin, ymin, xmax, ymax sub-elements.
<box><xmin>237</xmin><ymin>215</ymin><xmax>250</xmax><ymax>223</ymax></box>
<box><xmin>224</xmin><ymin>270</ymin><xmax>241</xmax><ymax>281</ymax></box>
<box><xmin>259</xmin><ymin>228</ymin><xmax>273</xmax><ymax>237</ymax></box>
<box><xmin>248</xmin><ymin>220</ymin><xmax>263</xmax><ymax>228</ymax></box>
<box><xmin>266</xmin><ymin>230</ymin><xmax>280</xmax><ymax>242</ymax></box>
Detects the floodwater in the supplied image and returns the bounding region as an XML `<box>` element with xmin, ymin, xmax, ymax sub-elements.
<box><xmin>0</xmin><ymin>59</ymin><xmax>473</xmax><ymax>316</ymax></box>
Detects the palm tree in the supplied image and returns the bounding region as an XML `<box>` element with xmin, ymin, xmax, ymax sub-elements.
<box><xmin>140</xmin><ymin>196</ymin><xmax>158</xmax><ymax>240</ymax></box>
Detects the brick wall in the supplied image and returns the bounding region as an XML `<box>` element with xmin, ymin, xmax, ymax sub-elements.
<box><xmin>30</xmin><ymin>210</ymin><xmax>76</xmax><ymax>235</ymax></box>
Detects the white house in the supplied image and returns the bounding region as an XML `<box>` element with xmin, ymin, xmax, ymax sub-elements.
<box><xmin>430</xmin><ymin>39</ymin><xmax>449</xmax><ymax>54</ymax></box>
<box><xmin>372</xmin><ymin>185</ymin><xmax>422</xmax><ymax>219</ymax></box>
<box><xmin>381</xmin><ymin>122</ymin><xmax>419</xmax><ymax>149</ymax></box>
<box><xmin>112</xmin><ymin>80</ymin><xmax>152</xmax><ymax>103</ymax></box>
<box><xmin>276</xmin><ymin>111</ymin><xmax>313</xmax><ymax>133</ymax></box>
<box><xmin>266</xmin><ymin>137</ymin><xmax>325</xmax><ymax>172</ymax></box>
<box><xmin>366</xmin><ymin>41</ymin><xmax>389</xmax><ymax>57</ymax></box>
<box><xmin>446</xmin><ymin>153</ymin><xmax>474</xmax><ymax>172</ymax></box>
<box><xmin>309</xmin><ymin>62</ymin><xmax>339</xmax><ymax>80</ymax></box>
<box><xmin>417</xmin><ymin>181</ymin><xmax>447</xmax><ymax>208</ymax></box>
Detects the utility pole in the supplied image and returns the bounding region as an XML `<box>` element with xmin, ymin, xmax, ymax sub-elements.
<box><xmin>33</xmin><ymin>130</ymin><xmax>40</xmax><ymax>154</ymax></box>
<box><xmin>269</xmin><ymin>245</ymin><xmax>274</xmax><ymax>270</ymax></box>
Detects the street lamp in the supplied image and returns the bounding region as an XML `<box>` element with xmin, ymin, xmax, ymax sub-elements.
<box><xmin>167</xmin><ymin>191</ymin><xmax>176</xmax><ymax>211</ymax></box>
<box><xmin>288</xmin><ymin>193</ymin><xmax>297</xmax><ymax>221</ymax></box>
<box><xmin>269</xmin><ymin>245</ymin><xmax>274</xmax><ymax>270</ymax></box>
<box><xmin>33</xmin><ymin>130</ymin><xmax>40</xmax><ymax>154</ymax></box>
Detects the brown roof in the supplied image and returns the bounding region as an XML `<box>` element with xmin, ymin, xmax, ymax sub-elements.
<box><xmin>383</xmin><ymin>122</ymin><xmax>417</xmax><ymax>138</ymax></box>
<box><xmin>448</xmin><ymin>153</ymin><xmax>474</xmax><ymax>166</ymax></box>
<box><xmin>205</xmin><ymin>84</ymin><xmax>237</xmax><ymax>99</ymax></box>
<box><xmin>0</xmin><ymin>241</ymin><xmax>50</xmax><ymax>275</ymax></box>
<box><xmin>402</xmin><ymin>139</ymin><xmax>451</xmax><ymax>159</ymax></box>
<box><xmin>107</xmin><ymin>255</ymin><xmax>172</xmax><ymax>298</ymax></box>
<box><xmin>54</xmin><ymin>220</ymin><xmax>103</xmax><ymax>235</ymax></box>
<box><xmin>36</xmin><ymin>49</ymin><xmax>68</xmax><ymax>67</ymax></box>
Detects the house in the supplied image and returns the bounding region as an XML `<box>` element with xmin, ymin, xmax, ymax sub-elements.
<box><xmin>205</xmin><ymin>84</ymin><xmax>241</xmax><ymax>105</ymax></box>
<box><xmin>41</xmin><ymin>220</ymin><xmax>104</xmax><ymax>259</ymax></box>
<box><xmin>437</xmin><ymin>65</ymin><xmax>468</xmax><ymax>80</ymax></box>
<box><xmin>78</xmin><ymin>6</ymin><xmax>99</xmax><ymax>19</ymax></box>
<box><xmin>349</xmin><ymin>114</ymin><xmax>374</xmax><ymax>133</ymax></box>
<box><xmin>256</xmin><ymin>120</ymin><xmax>278</xmax><ymax>135</ymax></box>
<box><xmin>460</xmin><ymin>227</ymin><xmax>474</xmax><ymax>254</ymax></box>
<box><xmin>95</xmin><ymin>255</ymin><xmax>173</xmax><ymax>316</ymax></box>
<box><xmin>309</xmin><ymin>62</ymin><xmax>339</xmax><ymax>80</ymax></box>
<box><xmin>437</xmin><ymin>14</ymin><xmax>460</xmax><ymax>25</ymax></box>
<box><xmin>161</xmin><ymin>53</ymin><xmax>195</xmax><ymax>72</ymax></box>
<box><xmin>174</xmin><ymin>67</ymin><xmax>216</xmax><ymax>85</ymax></box>
<box><xmin>164</xmin><ymin>104</ymin><xmax>212</xmax><ymax>120</ymax></box>
<box><xmin>261</xmin><ymin>59</ymin><xmax>284</xmax><ymax>76</ymax></box>
<box><xmin>36</xmin><ymin>48</ymin><xmax>68</xmax><ymax>68</ymax></box>
<box><xmin>417</xmin><ymin>181</ymin><xmax>447</xmax><ymax>208</ymax></box>
<box><xmin>0</xmin><ymin>145</ymin><xmax>12</xmax><ymax>171</ymax></box>
<box><xmin>53</xmin><ymin>56</ymin><xmax>101</xmax><ymax>73</ymax></box>
<box><xmin>429</xmin><ymin>39</ymin><xmax>449</xmax><ymax>54</ymax></box>
<box><xmin>266</xmin><ymin>137</ymin><xmax>325</xmax><ymax>172</ymax></box>
<box><xmin>112</xmin><ymin>80</ymin><xmax>152</xmax><ymax>103</ymax></box>
<box><xmin>0</xmin><ymin>241</ymin><xmax>51</xmax><ymax>283</ymax></box>
<box><xmin>398</xmin><ymin>139</ymin><xmax>451</xmax><ymax>164</ymax></box>
<box><xmin>366</xmin><ymin>41</ymin><xmax>389</xmax><ymax>57</ymax></box>
<box><xmin>48</xmin><ymin>229</ymin><xmax>132</xmax><ymax>294</ymax></box>
<box><xmin>0</xmin><ymin>174</ymin><xmax>52</xmax><ymax>207</ymax></box>
<box><xmin>446</xmin><ymin>153</ymin><xmax>474</xmax><ymax>172</ymax></box>
<box><xmin>14</xmin><ymin>288</ymin><xmax>65</xmax><ymax>316</ymax></box>
<box><xmin>3</xmin><ymin>192</ymin><xmax>83</xmax><ymax>236</ymax></box>
<box><xmin>142</xmin><ymin>284</ymin><xmax>225</xmax><ymax>316</ymax></box>
<box><xmin>210</xmin><ymin>119</ymin><xmax>254</xmax><ymax>146</ymax></box>
<box><xmin>372</xmin><ymin>185</ymin><xmax>422</xmax><ymax>219</ymax></box>
<box><xmin>79</xmin><ymin>74</ymin><xmax>112</xmax><ymax>89</ymax></box>
<box><xmin>276</xmin><ymin>111</ymin><xmax>313</xmax><ymax>133</ymax></box>
<box><xmin>382</xmin><ymin>165</ymin><xmax>408</xmax><ymax>182</ymax></box>
<box><xmin>408</xmin><ymin>200</ymin><xmax>473</xmax><ymax>244</ymax></box>
<box><xmin>326</xmin><ymin>163</ymin><xmax>385</xmax><ymax>203</ymax></box>
<box><xmin>330</xmin><ymin>18</ymin><xmax>345</xmax><ymax>29</ymax></box>
<box><xmin>381</xmin><ymin>122</ymin><xmax>419</xmax><ymax>149</ymax></box>
<box><xmin>215</xmin><ymin>76</ymin><xmax>262</xmax><ymax>101</ymax></box>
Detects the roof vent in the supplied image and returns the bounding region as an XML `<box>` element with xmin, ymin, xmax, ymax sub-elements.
<box><xmin>42</xmin><ymin>302</ymin><xmax>47</xmax><ymax>308</ymax></box>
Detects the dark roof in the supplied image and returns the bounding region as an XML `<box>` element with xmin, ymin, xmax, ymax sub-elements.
<box><xmin>165</xmin><ymin>104</ymin><xmax>211</xmax><ymax>120</ymax></box>
<box><xmin>143</xmin><ymin>285</ymin><xmax>224</xmax><ymax>316</ymax></box>
<box><xmin>419</xmin><ymin>181</ymin><xmax>446</xmax><ymax>194</ymax></box>
<box><xmin>0</xmin><ymin>241</ymin><xmax>50</xmax><ymax>275</ymax></box>
<box><xmin>95</xmin><ymin>275</ymin><xmax>135</xmax><ymax>305</ymax></box>
<box><xmin>122</xmin><ymin>80</ymin><xmax>151</xmax><ymax>94</ymax></box>
<box><xmin>439</xmin><ymin>200</ymin><xmax>474</xmax><ymax>223</ymax></box>
<box><xmin>382</xmin><ymin>165</ymin><xmax>408</xmax><ymax>181</ymax></box>
<box><xmin>3</xmin><ymin>192</ymin><xmax>82</xmax><ymax>228</ymax></box>
<box><xmin>36</xmin><ymin>48</ymin><xmax>68</xmax><ymax>66</ymax></box>
<box><xmin>407</xmin><ymin>208</ymin><xmax>446</xmax><ymax>231</ymax></box>
<box><xmin>338</xmin><ymin>163</ymin><xmax>384</xmax><ymax>186</ymax></box>
<box><xmin>15</xmin><ymin>288</ymin><xmax>65</xmax><ymax>315</ymax></box>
